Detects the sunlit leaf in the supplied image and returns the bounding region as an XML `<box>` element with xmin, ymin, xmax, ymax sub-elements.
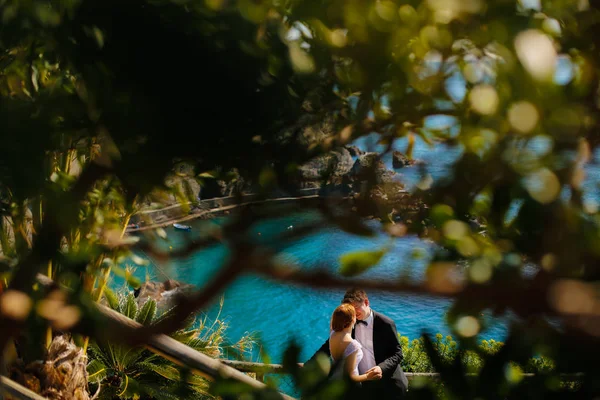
<box><xmin>123</xmin><ymin>293</ymin><xmax>137</xmax><ymax>320</ymax></box>
<box><xmin>136</xmin><ymin>298</ymin><xmax>157</xmax><ymax>326</ymax></box>
<box><xmin>339</xmin><ymin>248</ymin><xmax>387</xmax><ymax>276</ymax></box>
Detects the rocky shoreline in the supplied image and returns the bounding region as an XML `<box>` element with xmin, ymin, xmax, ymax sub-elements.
<box><xmin>129</xmin><ymin>146</ymin><xmax>425</xmax><ymax>232</ymax></box>
<box><xmin>133</xmin><ymin>279</ymin><xmax>193</xmax><ymax>311</ymax></box>
<box><xmin>127</xmin><ymin>190</ymin><xmax>325</xmax><ymax>233</ymax></box>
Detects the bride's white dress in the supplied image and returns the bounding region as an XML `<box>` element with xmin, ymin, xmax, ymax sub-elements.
<box><xmin>329</xmin><ymin>331</ymin><xmax>363</xmax><ymax>378</ymax></box>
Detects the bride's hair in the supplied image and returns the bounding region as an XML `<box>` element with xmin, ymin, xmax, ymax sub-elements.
<box><xmin>331</xmin><ymin>304</ymin><xmax>355</xmax><ymax>332</ymax></box>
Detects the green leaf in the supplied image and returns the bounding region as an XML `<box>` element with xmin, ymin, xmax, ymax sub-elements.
<box><xmin>210</xmin><ymin>377</ymin><xmax>254</xmax><ymax>398</ymax></box>
<box><xmin>120</xmin><ymin>346</ymin><xmax>146</xmax><ymax>369</ymax></box>
<box><xmin>104</xmin><ymin>286</ymin><xmax>120</xmax><ymax>312</ymax></box>
<box><xmin>123</xmin><ymin>293</ymin><xmax>138</xmax><ymax>320</ymax></box>
<box><xmin>111</xmin><ymin>265</ymin><xmax>141</xmax><ymax>288</ymax></box>
<box><xmin>282</xmin><ymin>340</ymin><xmax>301</xmax><ymax>376</ymax></box>
<box><xmin>258</xmin><ymin>166</ymin><xmax>276</xmax><ymax>188</ymax></box>
<box><xmin>125</xmin><ymin>274</ymin><xmax>141</xmax><ymax>288</ymax></box>
<box><xmin>184</xmin><ymin>374</ymin><xmax>210</xmax><ymax>393</ymax></box>
<box><xmin>142</xmin><ymin>383</ymin><xmax>181</xmax><ymax>400</ymax></box>
<box><xmin>339</xmin><ymin>248</ymin><xmax>387</xmax><ymax>276</ymax></box>
<box><xmin>87</xmin><ymin>359</ymin><xmax>108</xmax><ymax>383</ymax></box>
<box><xmin>198</xmin><ymin>171</ymin><xmax>216</xmax><ymax>179</ymax></box>
<box><xmin>88</xmin><ymin>343</ymin><xmax>114</xmax><ymax>373</ymax></box>
<box><xmin>140</xmin><ymin>362</ymin><xmax>181</xmax><ymax>381</ymax></box>
<box><xmin>119</xmin><ymin>374</ymin><xmax>143</xmax><ymax>399</ymax></box>
<box><xmin>170</xmin><ymin>329</ymin><xmax>198</xmax><ymax>344</ymax></box>
<box><xmin>430</xmin><ymin>204</ymin><xmax>455</xmax><ymax>227</ymax></box>
<box><xmin>136</xmin><ymin>298</ymin><xmax>156</xmax><ymax>326</ymax></box>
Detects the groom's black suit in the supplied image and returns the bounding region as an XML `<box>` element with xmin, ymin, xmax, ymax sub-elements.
<box><xmin>309</xmin><ymin>310</ymin><xmax>408</xmax><ymax>399</ymax></box>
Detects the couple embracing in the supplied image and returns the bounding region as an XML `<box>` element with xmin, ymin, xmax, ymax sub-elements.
<box><xmin>308</xmin><ymin>288</ymin><xmax>408</xmax><ymax>399</ymax></box>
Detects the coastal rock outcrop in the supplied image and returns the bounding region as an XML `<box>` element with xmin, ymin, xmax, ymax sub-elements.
<box><xmin>163</xmin><ymin>163</ymin><xmax>201</xmax><ymax>203</ymax></box>
<box><xmin>348</xmin><ymin>152</ymin><xmax>396</xmax><ymax>185</ymax></box>
<box><xmin>298</xmin><ymin>147</ymin><xmax>354</xmax><ymax>187</ymax></box>
<box><xmin>133</xmin><ymin>163</ymin><xmax>206</xmax><ymax>227</ymax></box>
<box><xmin>144</xmin><ymin>162</ymin><xmax>201</xmax><ymax>208</ymax></box>
<box><xmin>134</xmin><ymin>279</ymin><xmax>193</xmax><ymax>311</ymax></box>
<box><xmin>392</xmin><ymin>151</ymin><xmax>423</xmax><ymax>169</ymax></box>
<box><xmin>345</xmin><ymin>145</ymin><xmax>364</xmax><ymax>157</ymax></box>
<box><xmin>345</xmin><ymin>153</ymin><xmax>426</xmax><ymax>218</ymax></box>
<box><xmin>200</xmin><ymin>168</ymin><xmax>256</xmax><ymax>199</ymax></box>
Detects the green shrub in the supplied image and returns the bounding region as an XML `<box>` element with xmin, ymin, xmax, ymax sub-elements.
<box><xmin>400</xmin><ymin>334</ymin><xmax>551</xmax><ymax>375</ymax></box>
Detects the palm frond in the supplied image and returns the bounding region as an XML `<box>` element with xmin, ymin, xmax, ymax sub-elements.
<box><xmin>183</xmin><ymin>374</ymin><xmax>211</xmax><ymax>394</ymax></box>
<box><xmin>123</xmin><ymin>292</ymin><xmax>138</xmax><ymax>320</ymax></box>
<box><xmin>87</xmin><ymin>359</ymin><xmax>108</xmax><ymax>382</ymax></box>
<box><xmin>225</xmin><ymin>331</ymin><xmax>257</xmax><ymax>360</ymax></box>
<box><xmin>155</xmin><ymin>303</ymin><xmax>195</xmax><ymax>328</ymax></box>
<box><xmin>185</xmin><ymin>338</ymin><xmax>222</xmax><ymax>358</ymax></box>
<box><xmin>85</xmin><ymin>292</ymin><xmax>242</xmax><ymax>399</ymax></box>
<box><xmin>119</xmin><ymin>374</ymin><xmax>143</xmax><ymax>400</ymax></box>
<box><xmin>153</xmin><ymin>304</ymin><xmax>176</xmax><ymax>325</ymax></box>
<box><xmin>88</xmin><ymin>342</ymin><xmax>113</xmax><ymax>370</ymax></box>
<box><xmin>105</xmin><ymin>339</ymin><xmax>121</xmax><ymax>370</ymax></box>
<box><xmin>140</xmin><ymin>363</ymin><xmax>212</xmax><ymax>398</ymax></box>
<box><xmin>119</xmin><ymin>346</ymin><xmax>147</xmax><ymax>369</ymax></box>
<box><xmin>138</xmin><ymin>362</ymin><xmax>181</xmax><ymax>381</ymax></box>
<box><xmin>141</xmin><ymin>382</ymin><xmax>183</xmax><ymax>400</ymax></box>
<box><xmin>136</xmin><ymin>298</ymin><xmax>156</xmax><ymax>326</ymax></box>
<box><xmin>170</xmin><ymin>328</ymin><xmax>198</xmax><ymax>344</ymax></box>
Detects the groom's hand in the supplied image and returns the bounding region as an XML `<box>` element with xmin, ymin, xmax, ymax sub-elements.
<box><xmin>366</xmin><ymin>366</ymin><xmax>383</xmax><ymax>380</ymax></box>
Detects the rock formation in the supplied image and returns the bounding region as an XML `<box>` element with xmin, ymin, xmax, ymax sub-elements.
<box><xmin>392</xmin><ymin>151</ymin><xmax>423</xmax><ymax>169</ymax></box>
<box><xmin>345</xmin><ymin>153</ymin><xmax>425</xmax><ymax>218</ymax></box>
<box><xmin>348</xmin><ymin>152</ymin><xmax>397</xmax><ymax>185</ymax></box>
<box><xmin>134</xmin><ymin>279</ymin><xmax>193</xmax><ymax>311</ymax></box>
<box><xmin>345</xmin><ymin>145</ymin><xmax>364</xmax><ymax>157</ymax></box>
<box><xmin>297</xmin><ymin>147</ymin><xmax>354</xmax><ymax>188</ymax></box>
<box><xmin>200</xmin><ymin>168</ymin><xmax>256</xmax><ymax>199</ymax></box>
<box><xmin>162</xmin><ymin>162</ymin><xmax>201</xmax><ymax>204</ymax></box>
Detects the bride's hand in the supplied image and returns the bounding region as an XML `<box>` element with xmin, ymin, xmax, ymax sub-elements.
<box><xmin>366</xmin><ymin>369</ymin><xmax>382</xmax><ymax>380</ymax></box>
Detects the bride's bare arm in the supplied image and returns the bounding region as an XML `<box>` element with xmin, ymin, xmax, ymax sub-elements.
<box><xmin>346</xmin><ymin>352</ymin><xmax>379</xmax><ymax>382</ymax></box>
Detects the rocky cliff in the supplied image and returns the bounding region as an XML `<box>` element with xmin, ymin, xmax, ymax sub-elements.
<box><xmin>297</xmin><ymin>146</ymin><xmax>355</xmax><ymax>188</ymax></box>
<box><xmin>134</xmin><ymin>279</ymin><xmax>193</xmax><ymax>311</ymax></box>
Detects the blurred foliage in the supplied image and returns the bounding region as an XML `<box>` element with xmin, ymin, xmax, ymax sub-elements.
<box><xmin>338</xmin><ymin>247</ymin><xmax>389</xmax><ymax>276</ymax></box>
<box><xmin>0</xmin><ymin>0</ymin><xmax>600</xmax><ymax>398</ymax></box>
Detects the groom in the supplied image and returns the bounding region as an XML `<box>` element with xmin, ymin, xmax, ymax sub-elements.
<box><xmin>309</xmin><ymin>288</ymin><xmax>408</xmax><ymax>399</ymax></box>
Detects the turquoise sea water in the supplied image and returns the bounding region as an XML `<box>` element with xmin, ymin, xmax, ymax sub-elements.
<box><xmin>116</xmin><ymin>135</ymin><xmax>600</xmax><ymax>365</ymax></box>
<box><xmin>127</xmin><ymin>214</ymin><xmax>507</xmax><ymax>364</ymax></box>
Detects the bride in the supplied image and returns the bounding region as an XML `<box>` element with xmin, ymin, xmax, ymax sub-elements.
<box><xmin>328</xmin><ymin>304</ymin><xmax>380</xmax><ymax>384</ymax></box>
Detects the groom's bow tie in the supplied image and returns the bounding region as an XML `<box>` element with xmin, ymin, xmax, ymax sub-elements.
<box><xmin>356</xmin><ymin>320</ymin><xmax>368</xmax><ymax>326</ymax></box>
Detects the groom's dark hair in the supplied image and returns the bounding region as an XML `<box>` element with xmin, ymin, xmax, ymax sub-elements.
<box><xmin>342</xmin><ymin>288</ymin><xmax>368</xmax><ymax>304</ymax></box>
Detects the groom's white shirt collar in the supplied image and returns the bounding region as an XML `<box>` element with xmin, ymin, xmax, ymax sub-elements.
<box><xmin>363</xmin><ymin>308</ymin><xmax>374</xmax><ymax>325</ymax></box>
